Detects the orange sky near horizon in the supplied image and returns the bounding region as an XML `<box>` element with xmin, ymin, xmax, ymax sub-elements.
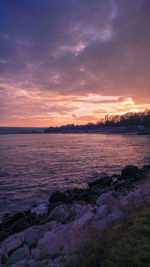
<box><xmin>0</xmin><ymin>0</ymin><xmax>150</xmax><ymax>127</ymax></box>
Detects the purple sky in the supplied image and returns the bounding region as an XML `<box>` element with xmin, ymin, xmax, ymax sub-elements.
<box><xmin>0</xmin><ymin>0</ymin><xmax>150</xmax><ymax>126</ymax></box>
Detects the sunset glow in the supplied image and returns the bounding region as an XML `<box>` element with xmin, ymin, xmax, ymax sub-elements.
<box><xmin>0</xmin><ymin>0</ymin><xmax>150</xmax><ymax>127</ymax></box>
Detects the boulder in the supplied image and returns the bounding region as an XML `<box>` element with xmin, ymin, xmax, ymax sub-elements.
<box><xmin>72</xmin><ymin>211</ymin><xmax>94</xmax><ymax>230</ymax></box>
<box><xmin>121</xmin><ymin>165</ymin><xmax>138</xmax><ymax>177</ymax></box>
<box><xmin>90</xmin><ymin>217</ymin><xmax>108</xmax><ymax>232</ymax></box>
<box><xmin>24</xmin><ymin>228</ymin><xmax>39</xmax><ymax>247</ymax></box>
<box><xmin>88</xmin><ymin>173</ymin><xmax>112</xmax><ymax>188</ymax></box>
<box><xmin>0</xmin><ymin>248</ymin><xmax>8</xmax><ymax>265</ymax></box>
<box><xmin>31</xmin><ymin>248</ymin><xmax>41</xmax><ymax>261</ymax></box>
<box><xmin>2</xmin><ymin>232</ymin><xmax>24</xmax><ymax>254</ymax></box>
<box><xmin>119</xmin><ymin>189</ymin><xmax>144</xmax><ymax>212</ymax></box>
<box><xmin>121</xmin><ymin>165</ymin><xmax>145</xmax><ymax>182</ymax></box>
<box><xmin>10</xmin><ymin>259</ymin><xmax>28</xmax><ymax>267</ymax></box>
<box><xmin>106</xmin><ymin>210</ymin><xmax>125</xmax><ymax>226</ymax></box>
<box><xmin>8</xmin><ymin>246</ymin><xmax>30</xmax><ymax>265</ymax></box>
<box><xmin>37</xmin><ymin>230</ymin><xmax>65</xmax><ymax>256</ymax></box>
<box><xmin>48</xmin><ymin>204</ymin><xmax>71</xmax><ymax>223</ymax></box>
<box><xmin>95</xmin><ymin>204</ymin><xmax>108</xmax><ymax>219</ymax></box>
<box><xmin>96</xmin><ymin>192</ymin><xmax>118</xmax><ymax>211</ymax></box>
<box><xmin>49</xmin><ymin>191</ymin><xmax>67</xmax><ymax>204</ymax></box>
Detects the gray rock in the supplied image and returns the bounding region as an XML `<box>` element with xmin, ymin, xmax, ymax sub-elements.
<box><xmin>10</xmin><ymin>259</ymin><xmax>28</xmax><ymax>267</ymax></box>
<box><xmin>37</xmin><ymin>230</ymin><xmax>64</xmax><ymax>256</ymax></box>
<box><xmin>90</xmin><ymin>217</ymin><xmax>108</xmax><ymax>231</ymax></box>
<box><xmin>95</xmin><ymin>204</ymin><xmax>108</xmax><ymax>219</ymax></box>
<box><xmin>0</xmin><ymin>248</ymin><xmax>8</xmax><ymax>265</ymax></box>
<box><xmin>72</xmin><ymin>211</ymin><xmax>94</xmax><ymax>230</ymax></box>
<box><xmin>1</xmin><ymin>232</ymin><xmax>24</xmax><ymax>254</ymax></box>
<box><xmin>24</xmin><ymin>228</ymin><xmax>39</xmax><ymax>247</ymax></box>
<box><xmin>96</xmin><ymin>192</ymin><xmax>118</xmax><ymax>209</ymax></box>
<box><xmin>106</xmin><ymin>210</ymin><xmax>125</xmax><ymax>225</ymax></box>
<box><xmin>119</xmin><ymin>196</ymin><xmax>129</xmax><ymax>212</ymax></box>
<box><xmin>120</xmin><ymin>189</ymin><xmax>144</xmax><ymax>212</ymax></box>
<box><xmin>31</xmin><ymin>248</ymin><xmax>41</xmax><ymax>261</ymax></box>
<box><xmin>48</xmin><ymin>205</ymin><xmax>70</xmax><ymax>223</ymax></box>
<box><xmin>71</xmin><ymin>203</ymin><xmax>93</xmax><ymax>219</ymax></box>
<box><xmin>28</xmin><ymin>259</ymin><xmax>49</xmax><ymax>267</ymax></box>
<box><xmin>8</xmin><ymin>246</ymin><xmax>30</xmax><ymax>265</ymax></box>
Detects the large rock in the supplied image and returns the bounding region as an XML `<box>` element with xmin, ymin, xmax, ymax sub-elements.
<box><xmin>106</xmin><ymin>210</ymin><xmax>125</xmax><ymax>225</ymax></box>
<box><xmin>24</xmin><ymin>228</ymin><xmax>39</xmax><ymax>247</ymax></box>
<box><xmin>71</xmin><ymin>203</ymin><xmax>93</xmax><ymax>219</ymax></box>
<box><xmin>49</xmin><ymin>191</ymin><xmax>67</xmax><ymax>204</ymax></box>
<box><xmin>88</xmin><ymin>173</ymin><xmax>112</xmax><ymax>188</ymax></box>
<box><xmin>31</xmin><ymin>248</ymin><xmax>41</xmax><ymax>261</ymax></box>
<box><xmin>119</xmin><ymin>189</ymin><xmax>144</xmax><ymax>212</ymax></box>
<box><xmin>72</xmin><ymin>211</ymin><xmax>94</xmax><ymax>230</ymax></box>
<box><xmin>0</xmin><ymin>248</ymin><xmax>8</xmax><ymax>265</ymax></box>
<box><xmin>8</xmin><ymin>246</ymin><xmax>30</xmax><ymax>265</ymax></box>
<box><xmin>37</xmin><ymin>230</ymin><xmax>65</xmax><ymax>256</ymax></box>
<box><xmin>10</xmin><ymin>259</ymin><xmax>28</xmax><ymax>267</ymax></box>
<box><xmin>37</xmin><ymin>211</ymin><xmax>95</xmax><ymax>257</ymax></box>
<box><xmin>95</xmin><ymin>204</ymin><xmax>108</xmax><ymax>219</ymax></box>
<box><xmin>48</xmin><ymin>204</ymin><xmax>71</xmax><ymax>223</ymax></box>
<box><xmin>121</xmin><ymin>165</ymin><xmax>145</xmax><ymax>182</ymax></box>
<box><xmin>96</xmin><ymin>191</ymin><xmax>118</xmax><ymax>211</ymax></box>
<box><xmin>1</xmin><ymin>232</ymin><xmax>24</xmax><ymax>254</ymax></box>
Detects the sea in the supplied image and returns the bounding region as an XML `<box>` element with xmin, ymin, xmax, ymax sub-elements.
<box><xmin>0</xmin><ymin>133</ymin><xmax>150</xmax><ymax>217</ymax></box>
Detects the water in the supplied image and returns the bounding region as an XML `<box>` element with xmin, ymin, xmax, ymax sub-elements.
<box><xmin>0</xmin><ymin>133</ymin><xmax>150</xmax><ymax>216</ymax></box>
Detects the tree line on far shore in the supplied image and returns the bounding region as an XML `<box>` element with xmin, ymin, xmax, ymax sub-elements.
<box><xmin>45</xmin><ymin>110</ymin><xmax>150</xmax><ymax>133</ymax></box>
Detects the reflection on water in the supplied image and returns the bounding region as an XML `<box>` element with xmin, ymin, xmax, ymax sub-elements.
<box><xmin>0</xmin><ymin>133</ymin><xmax>150</xmax><ymax>216</ymax></box>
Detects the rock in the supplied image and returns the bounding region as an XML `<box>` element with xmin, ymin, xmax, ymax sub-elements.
<box><xmin>77</xmin><ymin>189</ymin><xmax>91</xmax><ymax>202</ymax></box>
<box><xmin>121</xmin><ymin>165</ymin><xmax>145</xmax><ymax>182</ymax></box>
<box><xmin>49</xmin><ymin>191</ymin><xmax>67</xmax><ymax>204</ymax></box>
<box><xmin>113</xmin><ymin>179</ymin><xmax>135</xmax><ymax>191</ymax></box>
<box><xmin>111</xmin><ymin>174</ymin><xmax>120</xmax><ymax>183</ymax></box>
<box><xmin>88</xmin><ymin>173</ymin><xmax>112</xmax><ymax>188</ymax></box>
<box><xmin>96</xmin><ymin>192</ymin><xmax>118</xmax><ymax>211</ymax></box>
<box><xmin>2</xmin><ymin>213</ymin><xmax>11</xmax><ymax>223</ymax></box>
<box><xmin>71</xmin><ymin>203</ymin><xmax>94</xmax><ymax>220</ymax></box>
<box><xmin>119</xmin><ymin>189</ymin><xmax>144</xmax><ymax>212</ymax></box>
<box><xmin>8</xmin><ymin>246</ymin><xmax>30</xmax><ymax>265</ymax></box>
<box><xmin>119</xmin><ymin>196</ymin><xmax>129</xmax><ymax>212</ymax></box>
<box><xmin>66</xmin><ymin>188</ymin><xmax>85</xmax><ymax>202</ymax></box>
<box><xmin>48</xmin><ymin>204</ymin><xmax>71</xmax><ymax>223</ymax></box>
<box><xmin>24</xmin><ymin>228</ymin><xmax>39</xmax><ymax>247</ymax></box>
<box><xmin>72</xmin><ymin>211</ymin><xmax>94</xmax><ymax>230</ymax></box>
<box><xmin>126</xmin><ymin>190</ymin><xmax>144</xmax><ymax>210</ymax></box>
<box><xmin>10</xmin><ymin>218</ymin><xmax>29</xmax><ymax>233</ymax></box>
<box><xmin>0</xmin><ymin>248</ymin><xmax>8</xmax><ymax>265</ymax></box>
<box><xmin>0</xmin><ymin>210</ymin><xmax>38</xmax><ymax>243</ymax></box>
<box><xmin>28</xmin><ymin>259</ymin><xmax>36</xmax><ymax>267</ymax></box>
<box><xmin>95</xmin><ymin>204</ymin><xmax>108</xmax><ymax>219</ymax></box>
<box><xmin>10</xmin><ymin>259</ymin><xmax>28</xmax><ymax>267</ymax></box>
<box><xmin>1</xmin><ymin>232</ymin><xmax>24</xmax><ymax>254</ymax></box>
<box><xmin>37</xmin><ymin>230</ymin><xmax>64</xmax><ymax>256</ymax></box>
<box><xmin>70</xmin><ymin>203</ymin><xmax>83</xmax><ymax>218</ymax></box>
<box><xmin>90</xmin><ymin>218</ymin><xmax>108</xmax><ymax>232</ymax></box>
<box><xmin>31</xmin><ymin>203</ymin><xmax>48</xmax><ymax>216</ymax></box>
<box><xmin>121</xmin><ymin>165</ymin><xmax>138</xmax><ymax>177</ymax></box>
<box><xmin>31</xmin><ymin>248</ymin><xmax>41</xmax><ymax>261</ymax></box>
<box><xmin>106</xmin><ymin>210</ymin><xmax>125</xmax><ymax>225</ymax></box>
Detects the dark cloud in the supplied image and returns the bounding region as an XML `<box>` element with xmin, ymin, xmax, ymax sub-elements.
<box><xmin>0</xmin><ymin>0</ymin><xmax>150</xmax><ymax>125</ymax></box>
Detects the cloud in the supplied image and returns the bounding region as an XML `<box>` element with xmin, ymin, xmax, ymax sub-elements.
<box><xmin>0</xmin><ymin>0</ymin><xmax>150</xmax><ymax>126</ymax></box>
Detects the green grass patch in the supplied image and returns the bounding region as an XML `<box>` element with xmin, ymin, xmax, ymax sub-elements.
<box><xmin>67</xmin><ymin>206</ymin><xmax>150</xmax><ymax>267</ymax></box>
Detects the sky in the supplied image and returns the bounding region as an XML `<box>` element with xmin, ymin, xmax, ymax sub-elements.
<box><xmin>0</xmin><ymin>0</ymin><xmax>150</xmax><ymax>127</ymax></box>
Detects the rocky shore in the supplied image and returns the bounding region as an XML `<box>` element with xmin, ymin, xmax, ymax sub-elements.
<box><xmin>0</xmin><ymin>165</ymin><xmax>150</xmax><ymax>266</ymax></box>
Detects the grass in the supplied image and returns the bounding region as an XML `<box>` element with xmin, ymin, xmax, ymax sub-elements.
<box><xmin>67</xmin><ymin>205</ymin><xmax>150</xmax><ymax>267</ymax></box>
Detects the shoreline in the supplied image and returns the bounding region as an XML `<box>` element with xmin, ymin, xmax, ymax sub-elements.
<box><xmin>0</xmin><ymin>165</ymin><xmax>150</xmax><ymax>265</ymax></box>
